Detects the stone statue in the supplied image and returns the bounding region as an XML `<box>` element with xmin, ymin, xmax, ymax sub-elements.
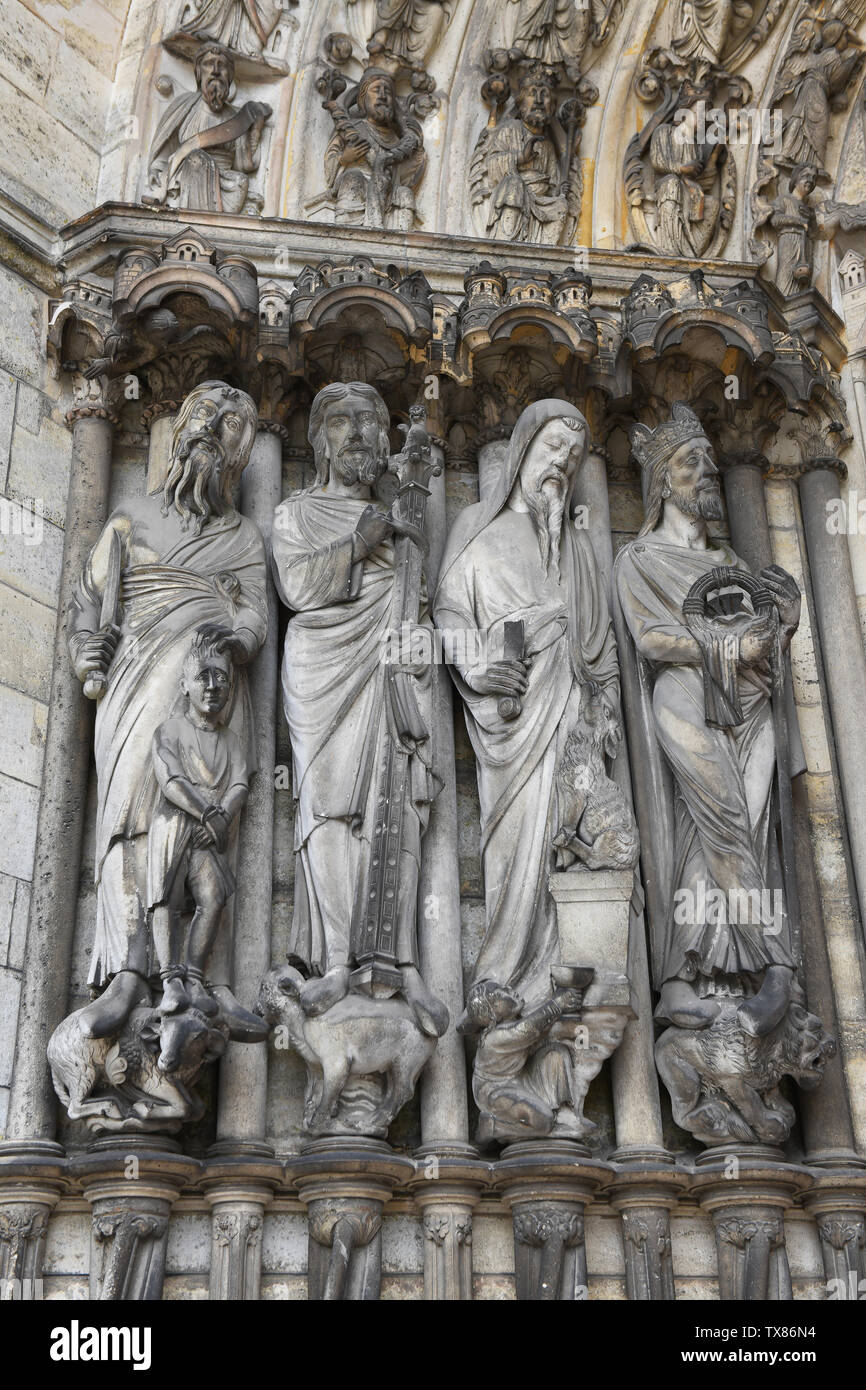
<box><xmin>147</xmin><ymin>631</ymin><xmax>250</xmax><ymax>1017</ymax></box>
<box><xmin>48</xmin><ymin>991</ymin><xmax>246</xmax><ymax>1134</ymax></box>
<box><xmin>470</xmin><ymin>65</ymin><xmax>591</xmax><ymax>245</ymax></box>
<box><xmin>553</xmin><ymin>682</ymin><xmax>639</xmax><ymax>871</ymax></box>
<box><xmin>457</xmin><ymin>976</ymin><xmax>588</xmax><ymax>1143</ymax></box>
<box><xmin>319</xmin><ymin>67</ymin><xmax>426</xmax><ymax>229</ymax></box>
<box><xmin>366</xmin><ymin>0</ymin><xmax>452</xmax><ymax>70</ymax></box>
<box><xmin>258</xmin><ymin>965</ymin><xmax>436</xmax><ymax>1137</ymax></box>
<box><xmin>614</xmin><ymin>403</ymin><xmax>833</xmax><ymax>1144</ymax></box>
<box><xmin>66</xmin><ymin>381</ymin><xmax>268</xmax><ymax>1046</ymax></box>
<box><xmin>508</xmin><ymin>0</ymin><xmax>591</xmax><ymax>74</ymax></box>
<box><xmin>434</xmin><ymin>401</ymin><xmax>621</xmax><ymax>1009</ymax></box>
<box><xmin>177</xmin><ymin>0</ymin><xmax>284</xmax><ymax>60</ymax></box>
<box><xmin>147</xmin><ymin>43</ymin><xmax>271</xmax><ymax>212</ymax></box>
<box><xmin>772</xmin><ymin>17</ymin><xmax>864</xmax><ymax>178</ymax></box>
<box><xmin>269</xmin><ymin>382</ymin><xmax>446</xmax><ymax>1135</ymax></box>
<box><xmin>752</xmin><ymin>163</ymin><xmax>866</xmax><ymax>298</ymax></box>
<box><xmin>625</xmin><ymin>57</ymin><xmax>740</xmax><ymax>259</ymax></box>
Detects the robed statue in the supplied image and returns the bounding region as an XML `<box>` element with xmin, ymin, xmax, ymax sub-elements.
<box><xmin>434</xmin><ymin>400</ymin><xmax>620</xmax><ymax>1009</ymax></box>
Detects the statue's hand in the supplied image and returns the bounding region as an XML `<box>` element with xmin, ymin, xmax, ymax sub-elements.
<box><xmin>554</xmin><ymin>987</ymin><xmax>584</xmax><ymax>1014</ymax></box>
<box><xmin>354</xmin><ymin>505</ymin><xmax>394</xmax><ymax>558</ymax></box>
<box><xmin>739</xmin><ymin>613</ymin><xmax>777</xmax><ymax>666</ymax></box>
<box><xmin>201</xmin><ymin>805</ymin><xmax>230</xmax><ymax>854</ymax></box>
<box><xmin>465</xmin><ymin>659</ymin><xmax>529</xmax><ymax>698</ymax></box>
<box><xmin>760</xmin><ymin>564</ymin><xmax>801</xmax><ymax>630</ymax></box>
<box><xmin>195</xmin><ymin>622</ymin><xmax>245</xmax><ymax>660</ymax></box>
<box><xmin>76</xmin><ymin>623</ymin><xmax>121</xmax><ymax>683</ymax></box>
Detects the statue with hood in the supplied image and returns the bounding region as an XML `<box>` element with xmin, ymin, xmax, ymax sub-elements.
<box><xmin>434</xmin><ymin>400</ymin><xmax>621</xmax><ymax>1012</ymax></box>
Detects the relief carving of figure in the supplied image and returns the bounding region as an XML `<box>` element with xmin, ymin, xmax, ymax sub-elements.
<box><xmin>752</xmin><ymin>163</ymin><xmax>866</xmax><ymax>297</ymax></box>
<box><xmin>66</xmin><ymin>382</ymin><xmax>268</xmax><ymax>1043</ymax></box>
<box><xmin>147</xmin><ymin>43</ymin><xmax>271</xmax><ymax>213</ymax></box>
<box><xmin>268</xmin><ymin>384</ymin><xmax>446</xmax><ymax>1136</ymax></box>
<box><xmin>366</xmin><ymin>0</ymin><xmax>452</xmax><ymax>70</ymax></box>
<box><xmin>470</xmin><ymin>66</ymin><xmax>591</xmax><ymax>245</ymax></box>
<box><xmin>772</xmin><ymin>16</ymin><xmax>864</xmax><ymax>178</ymax></box>
<box><xmin>625</xmin><ymin>57</ymin><xmax>741</xmax><ymax>259</ymax></box>
<box><xmin>508</xmin><ymin>0</ymin><xmax>592</xmax><ymax>73</ymax></box>
<box><xmin>434</xmin><ymin>401</ymin><xmax>622</xmax><ymax>1010</ymax></box>
<box><xmin>147</xmin><ymin>631</ymin><xmax>250</xmax><ymax>1017</ymax></box>
<box><xmin>614</xmin><ymin>404</ymin><xmax>833</xmax><ymax>1144</ymax></box>
<box><xmin>177</xmin><ymin>0</ymin><xmax>284</xmax><ymax>59</ymax></box>
<box><xmin>319</xmin><ymin>67</ymin><xmax>426</xmax><ymax>229</ymax></box>
<box><xmin>457</xmin><ymin>977</ymin><xmax>588</xmax><ymax>1143</ymax></box>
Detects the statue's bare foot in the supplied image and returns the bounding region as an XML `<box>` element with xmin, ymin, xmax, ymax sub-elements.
<box><xmin>299</xmin><ymin>965</ymin><xmax>350</xmax><ymax>1017</ymax></box>
<box><xmin>79</xmin><ymin>971</ymin><xmax>146</xmax><ymax>1038</ymax></box>
<box><xmin>186</xmin><ymin>975</ymin><xmax>219</xmax><ymax>1017</ymax></box>
<box><xmin>401</xmin><ymin>965</ymin><xmax>449</xmax><ymax>1038</ymax></box>
<box><xmin>211</xmin><ymin>984</ymin><xmax>269</xmax><ymax>1042</ymax></box>
<box><xmin>737</xmin><ymin>966</ymin><xmax>794</xmax><ymax>1038</ymax></box>
<box><xmin>159</xmin><ymin>976</ymin><xmax>190</xmax><ymax>1016</ymax></box>
<box><xmin>656</xmin><ymin>979</ymin><xmax>721</xmax><ymax>1029</ymax></box>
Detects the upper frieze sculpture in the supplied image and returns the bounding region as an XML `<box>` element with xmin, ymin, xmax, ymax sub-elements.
<box><xmin>48</xmin><ymin>382</ymin><xmax>269</xmax><ymax>1133</ymax></box>
<box><xmin>146</xmin><ymin>42</ymin><xmax>272</xmax><ymax>213</ymax></box>
<box><xmin>614</xmin><ymin>404</ymin><xmax>834</xmax><ymax>1145</ymax></box>
<box><xmin>624</xmin><ymin>50</ymin><xmax>748</xmax><ymax>258</ymax></box>
<box><xmin>469</xmin><ymin>0</ymin><xmax>631</xmax><ymax>245</ymax></box>
<box><xmin>751</xmin><ymin>162</ymin><xmax>866</xmax><ymax>296</ymax></box>
<box><xmin>316</xmin><ymin>65</ymin><xmax>426</xmax><ymax>229</ymax></box>
<box><xmin>165</xmin><ymin>0</ymin><xmax>296</xmax><ymax>72</ymax></box>
<box><xmin>266</xmin><ymin>384</ymin><xmax>447</xmax><ymax>1138</ymax></box>
<box><xmin>770</xmin><ymin>13</ymin><xmax>864</xmax><ymax>178</ymax></box>
<box><xmin>470</xmin><ymin>62</ymin><xmax>595</xmax><ymax>245</ymax></box>
<box><xmin>365</xmin><ymin>0</ymin><xmax>453</xmax><ymax>71</ymax></box>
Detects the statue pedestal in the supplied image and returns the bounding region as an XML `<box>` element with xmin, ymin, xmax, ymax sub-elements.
<box><xmin>547</xmin><ymin>870</ymin><xmax>636</xmax><ymax>1140</ymax></box>
<box><xmin>548</xmin><ymin>868</ymin><xmax>634</xmax><ymax>1009</ymax></box>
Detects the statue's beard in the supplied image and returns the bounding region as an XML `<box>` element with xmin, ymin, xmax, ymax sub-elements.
<box><xmin>162</xmin><ymin>432</ymin><xmax>228</xmax><ymax>535</ymax></box>
<box><xmin>332</xmin><ymin>447</ymin><xmax>382</xmax><ymax>487</ymax></box>
<box><xmin>671</xmin><ymin>483</ymin><xmax>724</xmax><ymax>522</ymax></box>
<box><xmin>203</xmin><ymin>78</ymin><xmax>228</xmax><ymax>110</ymax></box>
<box><xmin>525</xmin><ymin>475</ymin><xmax>566</xmax><ymax>580</ymax></box>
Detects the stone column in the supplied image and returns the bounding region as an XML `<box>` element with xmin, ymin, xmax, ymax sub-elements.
<box><xmin>207</xmin><ymin>422</ymin><xmax>284</xmax><ymax>1296</ymax></box>
<box><xmin>799</xmin><ymin>459</ymin><xmax>866</xmax><ymax>919</ymax></box>
<box><xmin>722</xmin><ymin>453</ymin><xmax>859</xmax><ymax>1162</ymax></box>
<box><xmin>290</xmin><ymin>1140</ymin><xmax>415</xmax><ymax>1301</ymax></box>
<box><xmin>205</xmin><ymin>1184</ymin><xmax>273</xmax><ymax>1301</ymax></box>
<box><xmin>77</xmin><ymin>1147</ymin><xmax>198</xmax><ymax>1302</ymax></box>
<box><xmin>693</xmin><ymin>1151</ymin><xmax>806</xmax><ymax>1301</ymax></box>
<box><xmin>575</xmin><ymin>441</ymin><xmax>676</xmax><ymax>1298</ymax></box>
<box><xmin>723</xmin><ymin>453</ymin><xmax>866</xmax><ymax>1293</ymax></box>
<box><xmin>4</xmin><ymin>405</ymin><xmax>117</xmax><ymax>1146</ymax></box>
<box><xmin>497</xmin><ymin>1144</ymin><xmax>611</xmax><ymax>1300</ymax></box>
<box><xmin>416</xmin><ymin>431</ymin><xmax>480</xmax><ymax>1298</ymax></box>
<box><xmin>142</xmin><ymin>402</ymin><xmax>179</xmax><ymax>494</ymax></box>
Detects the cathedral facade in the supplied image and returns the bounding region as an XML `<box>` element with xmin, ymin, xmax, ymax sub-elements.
<box><xmin>1</xmin><ymin>0</ymin><xmax>866</xmax><ymax>1302</ymax></box>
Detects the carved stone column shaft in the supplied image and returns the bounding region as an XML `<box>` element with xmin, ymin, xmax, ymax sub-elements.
<box><xmin>799</xmin><ymin>463</ymin><xmax>866</xmax><ymax>919</ymax></box>
<box><xmin>723</xmin><ymin>458</ymin><xmax>858</xmax><ymax>1160</ymax></box>
<box><xmin>7</xmin><ymin>409</ymin><xmax>115</xmax><ymax>1141</ymax></box>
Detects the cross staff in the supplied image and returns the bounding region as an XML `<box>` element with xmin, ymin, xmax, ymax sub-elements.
<box><xmin>351</xmin><ymin>406</ymin><xmax>442</xmax><ymax>998</ymax></box>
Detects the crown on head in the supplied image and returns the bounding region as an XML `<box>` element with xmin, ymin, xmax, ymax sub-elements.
<box><xmin>629</xmin><ymin>402</ymin><xmax>706</xmax><ymax>476</ymax></box>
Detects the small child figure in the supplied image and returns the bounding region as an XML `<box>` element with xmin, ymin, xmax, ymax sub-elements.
<box><xmin>147</xmin><ymin>630</ymin><xmax>250</xmax><ymax>1017</ymax></box>
<box><xmin>457</xmin><ymin>979</ymin><xmax>585</xmax><ymax>1144</ymax></box>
